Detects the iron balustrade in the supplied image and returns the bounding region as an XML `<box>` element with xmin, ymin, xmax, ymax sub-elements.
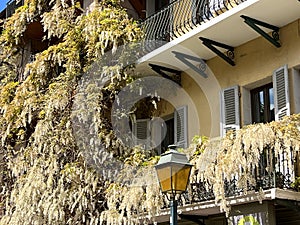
<box><xmin>183</xmin><ymin>147</ymin><xmax>298</xmax><ymax>205</ymax></box>
<box><xmin>141</xmin><ymin>0</ymin><xmax>247</xmax><ymax>42</ymax></box>
<box><xmin>161</xmin><ymin>147</ymin><xmax>298</xmax><ymax>210</ymax></box>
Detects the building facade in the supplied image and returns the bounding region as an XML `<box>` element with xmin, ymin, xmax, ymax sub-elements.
<box><xmin>128</xmin><ymin>0</ymin><xmax>300</xmax><ymax>224</ymax></box>
<box><xmin>1</xmin><ymin>0</ymin><xmax>300</xmax><ymax>224</ymax></box>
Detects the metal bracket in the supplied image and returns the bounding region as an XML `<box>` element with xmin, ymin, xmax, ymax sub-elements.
<box><xmin>172</xmin><ymin>51</ymin><xmax>208</xmax><ymax>78</ymax></box>
<box><xmin>199</xmin><ymin>37</ymin><xmax>235</xmax><ymax>66</ymax></box>
<box><xmin>241</xmin><ymin>15</ymin><xmax>281</xmax><ymax>48</ymax></box>
<box><xmin>149</xmin><ymin>63</ymin><xmax>181</xmax><ymax>85</ymax></box>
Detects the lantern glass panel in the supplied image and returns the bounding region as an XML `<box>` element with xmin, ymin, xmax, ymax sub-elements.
<box><xmin>171</xmin><ymin>164</ymin><xmax>191</xmax><ymax>193</ymax></box>
<box><xmin>156</xmin><ymin>166</ymin><xmax>171</xmax><ymax>193</ymax></box>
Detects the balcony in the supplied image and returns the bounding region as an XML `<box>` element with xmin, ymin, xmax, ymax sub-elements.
<box><xmin>137</xmin><ymin>0</ymin><xmax>300</xmax><ymax>68</ymax></box>
<box><xmin>186</xmin><ymin>148</ymin><xmax>298</xmax><ymax>205</ymax></box>
<box><xmin>141</xmin><ymin>0</ymin><xmax>247</xmax><ymax>42</ymax></box>
<box><xmin>6</xmin><ymin>0</ymin><xmax>24</xmax><ymax>18</ymax></box>
<box><xmin>152</xmin><ymin>147</ymin><xmax>300</xmax><ymax>223</ymax></box>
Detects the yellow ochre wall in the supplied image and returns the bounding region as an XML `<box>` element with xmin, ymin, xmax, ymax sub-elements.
<box><xmin>178</xmin><ymin>19</ymin><xmax>300</xmax><ymax>141</ymax></box>
<box><xmin>181</xmin><ymin>72</ymin><xmax>210</xmax><ymax>142</ymax></box>
<box><xmin>155</xmin><ymin>74</ymin><xmax>206</xmax><ymax>144</ymax></box>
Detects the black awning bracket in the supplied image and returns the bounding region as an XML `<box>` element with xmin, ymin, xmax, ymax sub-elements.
<box><xmin>149</xmin><ymin>63</ymin><xmax>181</xmax><ymax>85</ymax></box>
<box><xmin>199</xmin><ymin>37</ymin><xmax>235</xmax><ymax>66</ymax></box>
<box><xmin>241</xmin><ymin>15</ymin><xmax>281</xmax><ymax>48</ymax></box>
<box><xmin>172</xmin><ymin>51</ymin><xmax>208</xmax><ymax>78</ymax></box>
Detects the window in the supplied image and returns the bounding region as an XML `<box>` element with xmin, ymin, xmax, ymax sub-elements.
<box><xmin>251</xmin><ymin>84</ymin><xmax>275</xmax><ymax>123</ymax></box>
<box><xmin>221</xmin><ymin>65</ymin><xmax>290</xmax><ymax>136</ymax></box>
<box><xmin>161</xmin><ymin>116</ymin><xmax>174</xmax><ymax>154</ymax></box>
<box><xmin>132</xmin><ymin>106</ymin><xmax>187</xmax><ymax>154</ymax></box>
<box><xmin>292</xmin><ymin>68</ymin><xmax>300</xmax><ymax>114</ymax></box>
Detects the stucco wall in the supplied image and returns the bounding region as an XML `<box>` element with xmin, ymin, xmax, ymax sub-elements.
<box><xmin>207</xmin><ymin>20</ymin><xmax>300</xmax><ymax>87</ymax></box>
<box><xmin>178</xmin><ymin>19</ymin><xmax>300</xmax><ymax>139</ymax></box>
<box><xmin>136</xmin><ymin>20</ymin><xmax>300</xmax><ymax>147</ymax></box>
<box><xmin>181</xmin><ymin>72</ymin><xmax>211</xmax><ymax>141</ymax></box>
<box><xmin>155</xmin><ymin>76</ymin><xmax>203</xmax><ymax>146</ymax></box>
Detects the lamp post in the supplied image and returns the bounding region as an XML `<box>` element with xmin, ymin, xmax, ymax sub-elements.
<box><xmin>155</xmin><ymin>145</ymin><xmax>192</xmax><ymax>225</ymax></box>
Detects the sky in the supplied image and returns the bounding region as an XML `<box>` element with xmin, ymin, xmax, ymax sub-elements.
<box><xmin>0</xmin><ymin>1</ymin><xmax>8</xmax><ymax>12</ymax></box>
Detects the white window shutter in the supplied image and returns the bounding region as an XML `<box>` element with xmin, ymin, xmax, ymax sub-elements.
<box><xmin>220</xmin><ymin>86</ymin><xmax>240</xmax><ymax>136</ymax></box>
<box><xmin>133</xmin><ymin>119</ymin><xmax>150</xmax><ymax>149</ymax></box>
<box><xmin>174</xmin><ymin>106</ymin><xmax>188</xmax><ymax>149</ymax></box>
<box><xmin>273</xmin><ymin>65</ymin><xmax>290</xmax><ymax>121</ymax></box>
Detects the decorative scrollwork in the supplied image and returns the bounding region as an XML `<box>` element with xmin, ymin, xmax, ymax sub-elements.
<box><xmin>227</xmin><ymin>50</ymin><xmax>235</xmax><ymax>60</ymax></box>
<box><xmin>198</xmin><ymin>60</ymin><xmax>207</xmax><ymax>72</ymax></box>
<box><xmin>272</xmin><ymin>31</ymin><xmax>280</xmax><ymax>41</ymax></box>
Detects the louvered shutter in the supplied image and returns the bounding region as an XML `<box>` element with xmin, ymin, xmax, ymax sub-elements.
<box><xmin>273</xmin><ymin>65</ymin><xmax>290</xmax><ymax>121</ymax></box>
<box><xmin>220</xmin><ymin>86</ymin><xmax>240</xmax><ymax>136</ymax></box>
<box><xmin>133</xmin><ymin>119</ymin><xmax>150</xmax><ymax>149</ymax></box>
<box><xmin>174</xmin><ymin>106</ymin><xmax>188</xmax><ymax>149</ymax></box>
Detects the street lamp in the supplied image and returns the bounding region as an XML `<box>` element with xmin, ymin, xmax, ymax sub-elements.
<box><xmin>155</xmin><ymin>145</ymin><xmax>192</xmax><ymax>225</ymax></box>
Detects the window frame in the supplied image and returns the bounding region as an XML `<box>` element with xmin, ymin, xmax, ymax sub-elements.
<box><xmin>250</xmin><ymin>83</ymin><xmax>274</xmax><ymax>124</ymax></box>
<box><xmin>132</xmin><ymin>105</ymin><xmax>188</xmax><ymax>153</ymax></box>
<box><xmin>223</xmin><ymin>65</ymin><xmax>290</xmax><ymax>137</ymax></box>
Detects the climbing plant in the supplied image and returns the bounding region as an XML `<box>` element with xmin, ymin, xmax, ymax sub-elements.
<box><xmin>0</xmin><ymin>0</ymin><xmax>145</xmax><ymax>224</ymax></box>
<box><xmin>191</xmin><ymin>114</ymin><xmax>300</xmax><ymax>215</ymax></box>
<box><xmin>0</xmin><ymin>0</ymin><xmax>300</xmax><ymax>225</ymax></box>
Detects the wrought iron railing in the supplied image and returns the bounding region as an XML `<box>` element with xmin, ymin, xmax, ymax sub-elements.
<box><xmin>6</xmin><ymin>0</ymin><xmax>24</xmax><ymax>18</ymax></box>
<box><xmin>180</xmin><ymin>148</ymin><xmax>298</xmax><ymax>205</ymax></box>
<box><xmin>141</xmin><ymin>0</ymin><xmax>247</xmax><ymax>41</ymax></box>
